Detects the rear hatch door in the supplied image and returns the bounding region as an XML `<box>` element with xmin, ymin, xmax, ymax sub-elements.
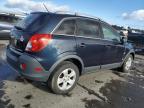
<box><xmin>10</xmin><ymin>13</ymin><xmax>50</xmax><ymax>52</ymax></box>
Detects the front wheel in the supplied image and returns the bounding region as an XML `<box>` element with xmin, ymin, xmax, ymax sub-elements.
<box><xmin>48</xmin><ymin>61</ymin><xmax>79</xmax><ymax>94</ymax></box>
<box><xmin>120</xmin><ymin>55</ymin><xmax>133</xmax><ymax>73</ymax></box>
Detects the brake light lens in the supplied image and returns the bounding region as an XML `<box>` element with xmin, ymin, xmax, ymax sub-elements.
<box><xmin>25</xmin><ymin>34</ymin><xmax>52</xmax><ymax>52</ymax></box>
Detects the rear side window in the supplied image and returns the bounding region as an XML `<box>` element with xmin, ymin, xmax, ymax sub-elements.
<box><xmin>76</xmin><ymin>19</ymin><xmax>100</xmax><ymax>38</ymax></box>
<box><xmin>54</xmin><ymin>19</ymin><xmax>75</xmax><ymax>35</ymax></box>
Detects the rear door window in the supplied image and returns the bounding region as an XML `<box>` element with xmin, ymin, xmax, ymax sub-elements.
<box><xmin>76</xmin><ymin>19</ymin><xmax>101</xmax><ymax>38</ymax></box>
<box><xmin>54</xmin><ymin>19</ymin><xmax>75</xmax><ymax>35</ymax></box>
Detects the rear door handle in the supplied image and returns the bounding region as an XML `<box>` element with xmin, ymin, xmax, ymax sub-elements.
<box><xmin>80</xmin><ymin>43</ymin><xmax>86</xmax><ymax>47</ymax></box>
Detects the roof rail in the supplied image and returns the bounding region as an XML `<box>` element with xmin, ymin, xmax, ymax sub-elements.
<box><xmin>55</xmin><ymin>11</ymin><xmax>103</xmax><ymax>21</ymax></box>
<box><xmin>75</xmin><ymin>12</ymin><xmax>102</xmax><ymax>21</ymax></box>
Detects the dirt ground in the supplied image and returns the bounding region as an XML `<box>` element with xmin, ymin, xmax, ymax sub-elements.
<box><xmin>0</xmin><ymin>43</ymin><xmax>144</xmax><ymax>108</ymax></box>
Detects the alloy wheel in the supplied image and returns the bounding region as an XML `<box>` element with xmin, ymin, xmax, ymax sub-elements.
<box><xmin>57</xmin><ymin>68</ymin><xmax>76</xmax><ymax>90</ymax></box>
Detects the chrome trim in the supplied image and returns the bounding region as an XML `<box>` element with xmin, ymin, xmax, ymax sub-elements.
<box><xmin>75</xmin><ymin>35</ymin><xmax>102</xmax><ymax>40</ymax></box>
<box><xmin>52</xmin><ymin>33</ymin><xmax>102</xmax><ymax>40</ymax></box>
<box><xmin>52</xmin><ymin>33</ymin><xmax>75</xmax><ymax>37</ymax></box>
<box><xmin>100</xmin><ymin>38</ymin><xmax>122</xmax><ymax>43</ymax></box>
<box><xmin>52</xmin><ymin>33</ymin><xmax>122</xmax><ymax>43</ymax></box>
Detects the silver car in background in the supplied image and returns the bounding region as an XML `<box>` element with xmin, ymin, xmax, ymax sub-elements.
<box><xmin>0</xmin><ymin>12</ymin><xmax>25</xmax><ymax>40</ymax></box>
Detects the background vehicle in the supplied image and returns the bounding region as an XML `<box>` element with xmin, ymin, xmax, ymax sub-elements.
<box><xmin>6</xmin><ymin>12</ymin><xmax>135</xmax><ymax>94</ymax></box>
<box><xmin>0</xmin><ymin>12</ymin><xmax>25</xmax><ymax>40</ymax></box>
<box><xmin>112</xmin><ymin>25</ymin><xmax>144</xmax><ymax>54</ymax></box>
<box><xmin>128</xmin><ymin>33</ymin><xmax>144</xmax><ymax>53</ymax></box>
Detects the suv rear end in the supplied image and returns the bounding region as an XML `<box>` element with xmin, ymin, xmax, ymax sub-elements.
<box><xmin>7</xmin><ymin>12</ymin><xmax>77</xmax><ymax>82</ymax></box>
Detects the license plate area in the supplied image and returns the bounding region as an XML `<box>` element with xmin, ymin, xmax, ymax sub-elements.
<box><xmin>10</xmin><ymin>36</ymin><xmax>24</xmax><ymax>52</ymax></box>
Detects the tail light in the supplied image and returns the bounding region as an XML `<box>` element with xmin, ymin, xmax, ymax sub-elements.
<box><xmin>25</xmin><ymin>34</ymin><xmax>52</xmax><ymax>52</ymax></box>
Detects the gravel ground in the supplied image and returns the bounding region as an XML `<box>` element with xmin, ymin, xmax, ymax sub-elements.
<box><xmin>0</xmin><ymin>43</ymin><xmax>144</xmax><ymax>108</ymax></box>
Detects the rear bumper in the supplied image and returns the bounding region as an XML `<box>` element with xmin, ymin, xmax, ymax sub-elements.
<box><xmin>6</xmin><ymin>46</ymin><xmax>50</xmax><ymax>82</ymax></box>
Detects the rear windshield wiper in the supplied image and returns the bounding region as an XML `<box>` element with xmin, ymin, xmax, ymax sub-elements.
<box><xmin>14</xmin><ymin>26</ymin><xmax>24</xmax><ymax>31</ymax></box>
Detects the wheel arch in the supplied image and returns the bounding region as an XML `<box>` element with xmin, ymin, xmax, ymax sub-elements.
<box><xmin>48</xmin><ymin>54</ymin><xmax>84</xmax><ymax>80</ymax></box>
<box><xmin>122</xmin><ymin>49</ymin><xmax>135</xmax><ymax>65</ymax></box>
<box><xmin>130</xmin><ymin>52</ymin><xmax>135</xmax><ymax>60</ymax></box>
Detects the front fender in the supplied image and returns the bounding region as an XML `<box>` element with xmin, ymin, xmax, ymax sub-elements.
<box><xmin>122</xmin><ymin>49</ymin><xmax>135</xmax><ymax>65</ymax></box>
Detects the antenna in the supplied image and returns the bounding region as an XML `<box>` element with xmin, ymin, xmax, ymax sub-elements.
<box><xmin>43</xmin><ymin>3</ymin><xmax>49</xmax><ymax>12</ymax></box>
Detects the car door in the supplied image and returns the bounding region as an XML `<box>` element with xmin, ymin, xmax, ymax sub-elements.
<box><xmin>100</xmin><ymin>22</ymin><xmax>125</xmax><ymax>67</ymax></box>
<box><xmin>52</xmin><ymin>18</ymin><xmax>78</xmax><ymax>55</ymax></box>
<box><xmin>75</xmin><ymin>18</ymin><xmax>105</xmax><ymax>69</ymax></box>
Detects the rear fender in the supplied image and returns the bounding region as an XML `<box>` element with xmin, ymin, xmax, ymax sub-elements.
<box><xmin>47</xmin><ymin>53</ymin><xmax>84</xmax><ymax>80</ymax></box>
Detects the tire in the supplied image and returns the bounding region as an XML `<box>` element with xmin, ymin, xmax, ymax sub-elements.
<box><xmin>120</xmin><ymin>54</ymin><xmax>133</xmax><ymax>73</ymax></box>
<box><xmin>48</xmin><ymin>61</ymin><xmax>79</xmax><ymax>94</ymax></box>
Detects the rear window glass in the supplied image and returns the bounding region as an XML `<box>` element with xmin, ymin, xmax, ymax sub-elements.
<box><xmin>15</xmin><ymin>13</ymin><xmax>49</xmax><ymax>32</ymax></box>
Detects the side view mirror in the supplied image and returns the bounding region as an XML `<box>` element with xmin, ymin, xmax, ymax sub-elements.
<box><xmin>121</xmin><ymin>36</ymin><xmax>127</xmax><ymax>44</ymax></box>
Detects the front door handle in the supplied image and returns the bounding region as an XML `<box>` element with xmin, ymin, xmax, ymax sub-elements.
<box><xmin>80</xmin><ymin>43</ymin><xmax>86</xmax><ymax>47</ymax></box>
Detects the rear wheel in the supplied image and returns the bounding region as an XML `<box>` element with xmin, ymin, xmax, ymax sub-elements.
<box><xmin>120</xmin><ymin>55</ymin><xmax>133</xmax><ymax>73</ymax></box>
<box><xmin>48</xmin><ymin>61</ymin><xmax>79</xmax><ymax>94</ymax></box>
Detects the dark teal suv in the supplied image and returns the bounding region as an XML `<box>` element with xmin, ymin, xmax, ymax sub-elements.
<box><xmin>6</xmin><ymin>12</ymin><xmax>135</xmax><ymax>94</ymax></box>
